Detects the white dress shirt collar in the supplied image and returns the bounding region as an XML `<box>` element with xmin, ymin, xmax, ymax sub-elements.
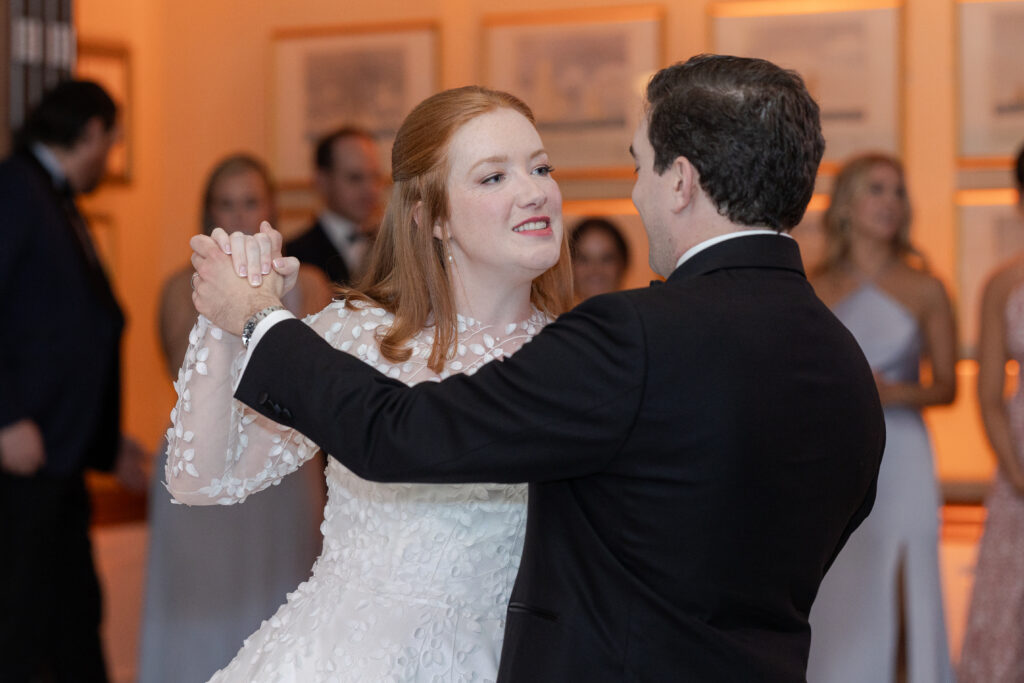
<box><xmin>31</xmin><ymin>142</ymin><xmax>68</xmax><ymax>189</ymax></box>
<box><xmin>318</xmin><ymin>209</ymin><xmax>359</xmax><ymax>257</ymax></box>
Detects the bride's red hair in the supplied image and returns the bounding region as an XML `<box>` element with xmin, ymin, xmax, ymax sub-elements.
<box><xmin>341</xmin><ymin>86</ymin><xmax>573</xmax><ymax>372</ymax></box>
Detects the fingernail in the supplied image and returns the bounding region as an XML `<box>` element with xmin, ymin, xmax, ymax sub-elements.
<box><xmin>222</xmin><ymin>244</ymin><xmax>231</xmax><ymax>254</ymax></box>
<box><xmin>273</xmin><ymin>258</ymin><xmax>285</xmax><ymax>269</ymax></box>
<box><xmin>239</xmin><ymin>265</ymin><xmax>247</xmax><ymax>276</ymax></box>
<box><xmin>262</xmin><ymin>263</ymin><xmax>271</xmax><ymax>275</ymax></box>
<box><xmin>250</xmin><ymin>274</ymin><xmax>261</xmax><ymax>286</ymax></box>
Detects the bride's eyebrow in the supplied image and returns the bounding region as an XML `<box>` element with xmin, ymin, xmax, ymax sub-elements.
<box><xmin>469</xmin><ymin>155</ymin><xmax>509</xmax><ymax>173</ymax></box>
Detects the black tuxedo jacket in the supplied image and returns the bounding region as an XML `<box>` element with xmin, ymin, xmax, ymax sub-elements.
<box><xmin>284</xmin><ymin>220</ymin><xmax>351</xmax><ymax>286</ymax></box>
<box><xmin>0</xmin><ymin>150</ymin><xmax>124</xmax><ymax>475</ymax></box>
<box><xmin>236</xmin><ymin>235</ymin><xmax>885</xmax><ymax>681</ymax></box>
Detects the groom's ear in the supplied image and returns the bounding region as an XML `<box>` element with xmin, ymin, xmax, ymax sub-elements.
<box><xmin>669</xmin><ymin>156</ymin><xmax>699</xmax><ymax>214</ymax></box>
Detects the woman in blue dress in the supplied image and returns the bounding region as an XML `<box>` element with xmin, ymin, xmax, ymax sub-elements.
<box><xmin>806</xmin><ymin>153</ymin><xmax>957</xmax><ymax>683</ymax></box>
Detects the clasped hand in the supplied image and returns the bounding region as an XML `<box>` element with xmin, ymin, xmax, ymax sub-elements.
<box><xmin>190</xmin><ymin>221</ymin><xmax>298</xmax><ymax>335</ymax></box>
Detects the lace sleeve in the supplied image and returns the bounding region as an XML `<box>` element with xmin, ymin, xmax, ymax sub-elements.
<box><xmin>165</xmin><ymin>304</ymin><xmax>354</xmax><ymax>505</ymax></box>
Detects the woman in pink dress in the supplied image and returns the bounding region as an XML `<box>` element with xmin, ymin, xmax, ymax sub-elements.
<box><xmin>960</xmin><ymin>143</ymin><xmax>1024</xmax><ymax>682</ymax></box>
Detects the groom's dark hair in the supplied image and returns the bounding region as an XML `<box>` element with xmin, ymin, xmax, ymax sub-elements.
<box><xmin>645</xmin><ymin>54</ymin><xmax>824</xmax><ymax>232</ymax></box>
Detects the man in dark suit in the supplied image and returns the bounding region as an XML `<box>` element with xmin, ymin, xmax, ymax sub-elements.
<box><xmin>285</xmin><ymin>127</ymin><xmax>382</xmax><ymax>285</ymax></box>
<box><xmin>193</xmin><ymin>55</ymin><xmax>885</xmax><ymax>681</ymax></box>
<box><xmin>0</xmin><ymin>80</ymin><xmax>143</xmax><ymax>682</ymax></box>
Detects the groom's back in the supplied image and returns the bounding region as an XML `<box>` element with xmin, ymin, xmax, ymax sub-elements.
<box><xmin>498</xmin><ymin>235</ymin><xmax>883</xmax><ymax>682</ymax></box>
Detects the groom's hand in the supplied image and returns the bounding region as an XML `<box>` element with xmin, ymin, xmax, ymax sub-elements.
<box><xmin>190</xmin><ymin>233</ymin><xmax>284</xmax><ymax>335</ymax></box>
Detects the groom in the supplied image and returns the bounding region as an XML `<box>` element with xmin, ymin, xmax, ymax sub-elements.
<box><xmin>193</xmin><ymin>55</ymin><xmax>884</xmax><ymax>680</ymax></box>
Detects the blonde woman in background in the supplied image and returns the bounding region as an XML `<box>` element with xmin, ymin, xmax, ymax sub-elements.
<box><xmin>139</xmin><ymin>154</ymin><xmax>329</xmax><ymax>683</ymax></box>
<box><xmin>806</xmin><ymin>153</ymin><xmax>956</xmax><ymax>683</ymax></box>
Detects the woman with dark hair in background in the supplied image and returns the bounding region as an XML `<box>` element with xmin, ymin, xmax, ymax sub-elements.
<box><xmin>139</xmin><ymin>154</ymin><xmax>329</xmax><ymax>683</ymax></box>
<box><xmin>569</xmin><ymin>216</ymin><xmax>629</xmax><ymax>301</ymax></box>
<box><xmin>163</xmin><ymin>88</ymin><xmax>572</xmax><ymax>681</ymax></box>
<box><xmin>806</xmin><ymin>153</ymin><xmax>956</xmax><ymax>683</ymax></box>
<box><xmin>959</xmin><ymin>143</ymin><xmax>1024</xmax><ymax>682</ymax></box>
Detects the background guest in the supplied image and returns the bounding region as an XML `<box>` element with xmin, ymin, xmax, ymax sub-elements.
<box><xmin>959</xmin><ymin>142</ymin><xmax>1024</xmax><ymax>682</ymax></box>
<box><xmin>806</xmin><ymin>152</ymin><xmax>957</xmax><ymax>683</ymax></box>
<box><xmin>285</xmin><ymin>127</ymin><xmax>383</xmax><ymax>285</ymax></box>
<box><xmin>138</xmin><ymin>153</ymin><xmax>328</xmax><ymax>683</ymax></box>
<box><xmin>569</xmin><ymin>216</ymin><xmax>630</xmax><ymax>301</ymax></box>
<box><xmin>0</xmin><ymin>79</ymin><xmax>147</xmax><ymax>683</ymax></box>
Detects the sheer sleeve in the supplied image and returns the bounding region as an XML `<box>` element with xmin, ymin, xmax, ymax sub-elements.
<box><xmin>165</xmin><ymin>301</ymin><xmax>366</xmax><ymax>505</ymax></box>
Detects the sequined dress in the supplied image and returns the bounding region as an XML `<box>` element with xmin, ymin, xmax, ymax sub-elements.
<box><xmin>165</xmin><ymin>300</ymin><xmax>548</xmax><ymax>682</ymax></box>
<box><xmin>959</xmin><ymin>282</ymin><xmax>1024</xmax><ymax>682</ymax></box>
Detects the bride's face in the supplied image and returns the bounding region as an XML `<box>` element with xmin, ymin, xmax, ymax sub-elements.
<box><xmin>437</xmin><ymin>108</ymin><xmax>563</xmax><ymax>287</ymax></box>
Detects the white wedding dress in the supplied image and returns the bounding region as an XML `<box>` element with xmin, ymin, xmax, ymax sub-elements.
<box><xmin>165</xmin><ymin>300</ymin><xmax>549</xmax><ymax>682</ymax></box>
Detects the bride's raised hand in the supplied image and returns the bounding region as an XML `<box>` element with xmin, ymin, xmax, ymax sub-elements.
<box><xmin>190</xmin><ymin>233</ymin><xmax>284</xmax><ymax>335</ymax></box>
<box><xmin>208</xmin><ymin>222</ymin><xmax>300</xmax><ymax>295</ymax></box>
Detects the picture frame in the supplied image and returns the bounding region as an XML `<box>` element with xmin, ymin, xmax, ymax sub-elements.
<box><xmin>76</xmin><ymin>40</ymin><xmax>132</xmax><ymax>183</ymax></box>
<box><xmin>710</xmin><ymin>0</ymin><xmax>902</xmax><ymax>168</ymax></box>
<box><xmin>958</xmin><ymin>0</ymin><xmax>1024</xmax><ymax>162</ymax></box>
<box><xmin>482</xmin><ymin>7</ymin><xmax>663</xmax><ymax>178</ymax></box>
<box><xmin>271</xmin><ymin>21</ymin><xmax>438</xmax><ymax>187</ymax></box>
<box><xmin>956</xmin><ymin>188</ymin><xmax>1022</xmax><ymax>356</ymax></box>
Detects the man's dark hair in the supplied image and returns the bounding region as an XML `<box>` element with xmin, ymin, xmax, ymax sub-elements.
<box><xmin>1015</xmin><ymin>142</ymin><xmax>1024</xmax><ymax>193</ymax></box>
<box><xmin>645</xmin><ymin>54</ymin><xmax>824</xmax><ymax>231</ymax></box>
<box><xmin>314</xmin><ymin>126</ymin><xmax>374</xmax><ymax>171</ymax></box>
<box><xmin>15</xmin><ymin>79</ymin><xmax>116</xmax><ymax>150</ymax></box>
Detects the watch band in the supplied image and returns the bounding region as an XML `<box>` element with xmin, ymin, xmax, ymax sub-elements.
<box><xmin>242</xmin><ymin>305</ymin><xmax>285</xmax><ymax>348</ymax></box>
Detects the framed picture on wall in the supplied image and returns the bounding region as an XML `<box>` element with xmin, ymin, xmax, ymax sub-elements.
<box><xmin>482</xmin><ymin>7</ymin><xmax>663</xmax><ymax>178</ymax></box>
<box><xmin>271</xmin><ymin>21</ymin><xmax>438</xmax><ymax>187</ymax></box>
<box><xmin>76</xmin><ymin>40</ymin><xmax>132</xmax><ymax>183</ymax></box>
<box><xmin>957</xmin><ymin>189</ymin><xmax>1024</xmax><ymax>355</ymax></box>
<box><xmin>959</xmin><ymin>0</ymin><xmax>1024</xmax><ymax>162</ymax></box>
<box><xmin>710</xmin><ymin>0</ymin><xmax>902</xmax><ymax>170</ymax></box>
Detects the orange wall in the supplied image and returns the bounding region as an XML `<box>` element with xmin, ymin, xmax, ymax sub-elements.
<box><xmin>73</xmin><ymin>0</ymin><xmax>995</xmax><ymax>490</ymax></box>
<box><xmin>75</xmin><ymin>0</ymin><xmax>168</xmax><ymax>452</ymax></box>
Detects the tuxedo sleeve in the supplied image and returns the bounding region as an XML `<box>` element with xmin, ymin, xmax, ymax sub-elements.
<box><xmin>0</xmin><ymin>170</ymin><xmax>32</xmax><ymax>429</ymax></box>
<box><xmin>234</xmin><ymin>294</ymin><xmax>646</xmax><ymax>483</ymax></box>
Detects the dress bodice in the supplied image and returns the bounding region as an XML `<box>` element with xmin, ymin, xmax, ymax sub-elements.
<box><xmin>165</xmin><ymin>299</ymin><xmax>547</xmax><ymax>617</ymax></box>
<box><xmin>833</xmin><ymin>283</ymin><xmax>922</xmax><ymax>384</ymax></box>
<box><xmin>318</xmin><ymin>465</ymin><xmax>525</xmax><ymax>607</ymax></box>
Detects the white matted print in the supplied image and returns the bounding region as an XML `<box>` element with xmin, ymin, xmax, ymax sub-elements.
<box><xmin>711</xmin><ymin>0</ymin><xmax>901</xmax><ymax>165</ymax></box>
<box><xmin>271</xmin><ymin>23</ymin><xmax>437</xmax><ymax>185</ymax></box>
<box><xmin>959</xmin><ymin>0</ymin><xmax>1024</xmax><ymax>159</ymax></box>
<box><xmin>484</xmin><ymin>8</ymin><xmax>662</xmax><ymax>174</ymax></box>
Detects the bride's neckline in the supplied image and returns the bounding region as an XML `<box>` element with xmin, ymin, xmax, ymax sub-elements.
<box><xmin>455</xmin><ymin>306</ymin><xmax>547</xmax><ymax>336</ymax></box>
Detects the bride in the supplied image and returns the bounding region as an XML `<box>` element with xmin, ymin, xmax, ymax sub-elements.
<box><xmin>164</xmin><ymin>86</ymin><xmax>572</xmax><ymax>681</ymax></box>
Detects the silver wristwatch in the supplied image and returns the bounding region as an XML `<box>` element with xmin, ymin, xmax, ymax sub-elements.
<box><xmin>241</xmin><ymin>305</ymin><xmax>285</xmax><ymax>348</ymax></box>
